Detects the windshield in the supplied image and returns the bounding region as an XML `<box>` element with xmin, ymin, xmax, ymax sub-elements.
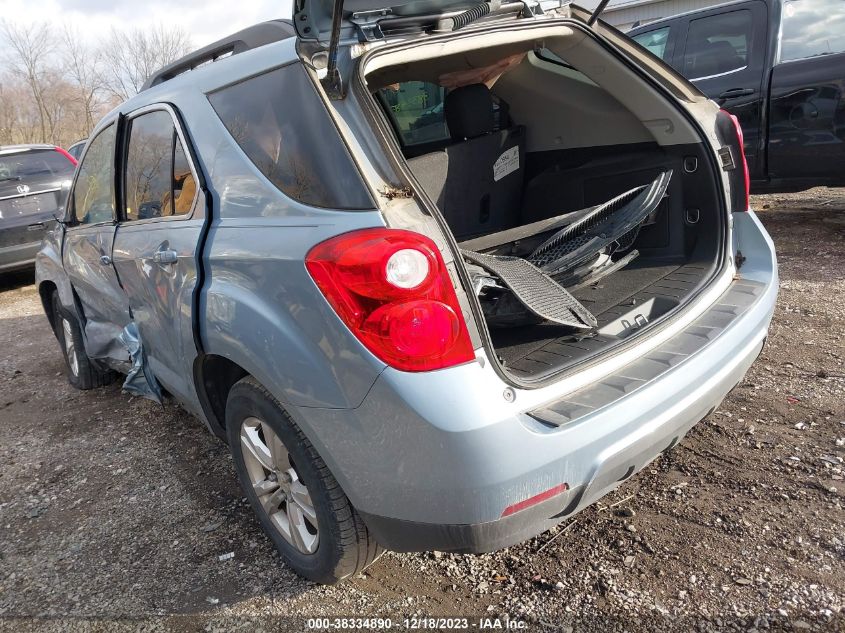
<box><xmin>779</xmin><ymin>0</ymin><xmax>845</xmax><ymax>62</ymax></box>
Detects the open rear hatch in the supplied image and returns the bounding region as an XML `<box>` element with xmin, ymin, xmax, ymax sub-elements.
<box><xmin>293</xmin><ymin>0</ymin><xmax>551</xmax><ymax>41</ymax></box>
<box><xmin>350</xmin><ymin>13</ymin><xmax>731</xmax><ymax>384</ymax></box>
<box><xmin>294</xmin><ymin>0</ymin><xmax>567</xmax><ymax>96</ymax></box>
<box><xmin>295</xmin><ymin>1</ymin><xmax>732</xmax><ymax>384</ymax></box>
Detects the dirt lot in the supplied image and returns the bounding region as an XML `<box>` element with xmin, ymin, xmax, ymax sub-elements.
<box><xmin>1</xmin><ymin>191</ymin><xmax>843</xmax><ymax>632</ymax></box>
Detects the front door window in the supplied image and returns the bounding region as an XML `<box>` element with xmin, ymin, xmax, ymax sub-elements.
<box><xmin>73</xmin><ymin>124</ymin><xmax>116</xmax><ymax>225</ymax></box>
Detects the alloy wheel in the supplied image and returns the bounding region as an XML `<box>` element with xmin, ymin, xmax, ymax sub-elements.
<box><xmin>240</xmin><ymin>416</ymin><xmax>319</xmax><ymax>554</ymax></box>
<box><xmin>61</xmin><ymin>318</ymin><xmax>79</xmax><ymax>377</ymax></box>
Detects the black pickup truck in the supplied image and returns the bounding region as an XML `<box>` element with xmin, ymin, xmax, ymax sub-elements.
<box><xmin>628</xmin><ymin>0</ymin><xmax>845</xmax><ymax>193</ymax></box>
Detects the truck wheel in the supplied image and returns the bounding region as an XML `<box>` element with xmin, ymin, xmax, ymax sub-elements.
<box><xmin>52</xmin><ymin>291</ymin><xmax>115</xmax><ymax>390</ymax></box>
<box><xmin>226</xmin><ymin>376</ymin><xmax>383</xmax><ymax>584</ymax></box>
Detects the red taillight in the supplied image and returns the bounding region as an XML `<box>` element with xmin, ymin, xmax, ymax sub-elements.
<box><xmin>54</xmin><ymin>146</ymin><xmax>77</xmax><ymax>166</ymax></box>
<box><xmin>501</xmin><ymin>483</ymin><xmax>569</xmax><ymax>517</ymax></box>
<box><xmin>722</xmin><ymin>110</ymin><xmax>750</xmax><ymax>211</ymax></box>
<box><xmin>305</xmin><ymin>228</ymin><xmax>475</xmax><ymax>372</ymax></box>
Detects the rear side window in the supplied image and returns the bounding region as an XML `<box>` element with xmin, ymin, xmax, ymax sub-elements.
<box><xmin>378</xmin><ymin>81</ymin><xmax>449</xmax><ymax>147</ymax></box>
<box><xmin>73</xmin><ymin>125</ymin><xmax>116</xmax><ymax>225</ymax></box>
<box><xmin>123</xmin><ymin>110</ymin><xmax>196</xmax><ymax>221</ymax></box>
<box><xmin>682</xmin><ymin>10</ymin><xmax>752</xmax><ymax>79</ymax></box>
<box><xmin>632</xmin><ymin>27</ymin><xmax>671</xmax><ymax>61</ymax></box>
<box><xmin>779</xmin><ymin>0</ymin><xmax>845</xmax><ymax>62</ymax></box>
<box><xmin>0</xmin><ymin>150</ymin><xmax>74</xmax><ymax>186</ymax></box>
<box><xmin>209</xmin><ymin>64</ymin><xmax>372</xmax><ymax>210</ymax></box>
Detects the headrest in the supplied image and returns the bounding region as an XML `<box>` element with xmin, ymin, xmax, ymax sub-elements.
<box><xmin>445</xmin><ymin>83</ymin><xmax>494</xmax><ymax>141</ymax></box>
<box><xmin>709</xmin><ymin>40</ymin><xmax>743</xmax><ymax>71</ymax></box>
<box><xmin>692</xmin><ymin>41</ymin><xmax>741</xmax><ymax>76</ymax></box>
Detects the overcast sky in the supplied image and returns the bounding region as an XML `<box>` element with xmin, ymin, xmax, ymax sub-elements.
<box><xmin>5</xmin><ymin>0</ymin><xmax>641</xmax><ymax>46</ymax></box>
<box><xmin>4</xmin><ymin>0</ymin><xmax>295</xmax><ymax>48</ymax></box>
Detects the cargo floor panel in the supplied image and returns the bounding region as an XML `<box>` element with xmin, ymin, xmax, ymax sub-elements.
<box><xmin>492</xmin><ymin>260</ymin><xmax>711</xmax><ymax>380</ymax></box>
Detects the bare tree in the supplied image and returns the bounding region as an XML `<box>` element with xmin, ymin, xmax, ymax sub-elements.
<box><xmin>0</xmin><ymin>79</ymin><xmax>38</xmax><ymax>144</ymax></box>
<box><xmin>100</xmin><ymin>25</ymin><xmax>193</xmax><ymax>101</ymax></box>
<box><xmin>1</xmin><ymin>20</ymin><xmax>55</xmax><ymax>143</ymax></box>
<box><xmin>0</xmin><ymin>20</ymin><xmax>192</xmax><ymax>147</ymax></box>
<box><xmin>61</xmin><ymin>25</ymin><xmax>103</xmax><ymax>138</ymax></box>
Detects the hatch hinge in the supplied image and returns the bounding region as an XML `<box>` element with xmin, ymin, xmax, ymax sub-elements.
<box><xmin>350</xmin><ymin>8</ymin><xmax>392</xmax><ymax>41</ymax></box>
<box><xmin>520</xmin><ymin>0</ymin><xmax>538</xmax><ymax>17</ymax></box>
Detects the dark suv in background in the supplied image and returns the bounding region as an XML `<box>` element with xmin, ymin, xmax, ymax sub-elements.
<box><xmin>629</xmin><ymin>0</ymin><xmax>845</xmax><ymax>193</ymax></box>
<box><xmin>0</xmin><ymin>144</ymin><xmax>77</xmax><ymax>273</ymax></box>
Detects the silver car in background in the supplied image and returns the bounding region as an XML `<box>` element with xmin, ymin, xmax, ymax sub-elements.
<box><xmin>36</xmin><ymin>0</ymin><xmax>777</xmax><ymax>583</ymax></box>
<box><xmin>1</xmin><ymin>144</ymin><xmax>76</xmax><ymax>273</ymax></box>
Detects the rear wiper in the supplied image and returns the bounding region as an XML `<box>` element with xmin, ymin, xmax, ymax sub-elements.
<box><xmin>0</xmin><ymin>176</ymin><xmax>21</xmax><ymax>182</ymax></box>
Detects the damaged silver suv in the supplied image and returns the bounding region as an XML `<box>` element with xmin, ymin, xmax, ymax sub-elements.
<box><xmin>36</xmin><ymin>0</ymin><xmax>778</xmax><ymax>584</ymax></box>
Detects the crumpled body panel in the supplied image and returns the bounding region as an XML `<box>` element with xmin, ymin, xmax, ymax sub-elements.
<box><xmin>117</xmin><ymin>322</ymin><xmax>163</xmax><ymax>403</ymax></box>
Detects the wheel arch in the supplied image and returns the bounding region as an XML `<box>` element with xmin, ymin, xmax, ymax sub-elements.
<box><xmin>38</xmin><ymin>280</ymin><xmax>59</xmax><ymax>334</ymax></box>
<box><xmin>191</xmin><ymin>354</ymin><xmax>347</xmax><ymax>499</ymax></box>
<box><xmin>193</xmin><ymin>353</ymin><xmax>249</xmax><ymax>438</ymax></box>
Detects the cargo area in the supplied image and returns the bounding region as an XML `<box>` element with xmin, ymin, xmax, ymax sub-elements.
<box><xmin>363</xmin><ymin>26</ymin><xmax>726</xmax><ymax>381</ymax></box>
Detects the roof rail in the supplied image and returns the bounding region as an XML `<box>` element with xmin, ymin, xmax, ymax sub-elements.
<box><xmin>141</xmin><ymin>19</ymin><xmax>297</xmax><ymax>91</ymax></box>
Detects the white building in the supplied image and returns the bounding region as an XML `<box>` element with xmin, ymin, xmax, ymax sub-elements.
<box><xmin>576</xmin><ymin>0</ymin><xmax>732</xmax><ymax>31</ymax></box>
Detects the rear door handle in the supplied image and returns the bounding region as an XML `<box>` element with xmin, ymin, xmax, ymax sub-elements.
<box><xmin>718</xmin><ymin>88</ymin><xmax>756</xmax><ymax>99</ymax></box>
<box><xmin>99</xmin><ymin>255</ymin><xmax>112</xmax><ymax>266</ymax></box>
<box><xmin>152</xmin><ymin>249</ymin><xmax>178</xmax><ymax>265</ymax></box>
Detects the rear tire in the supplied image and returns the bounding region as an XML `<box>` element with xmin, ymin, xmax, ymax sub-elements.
<box><xmin>226</xmin><ymin>376</ymin><xmax>383</xmax><ymax>584</ymax></box>
<box><xmin>52</xmin><ymin>291</ymin><xmax>115</xmax><ymax>390</ymax></box>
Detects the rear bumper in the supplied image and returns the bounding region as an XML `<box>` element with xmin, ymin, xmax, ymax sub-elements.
<box><xmin>0</xmin><ymin>240</ymin><xmax>40</xmax><ymax>272</ymax></box>
<box><xmin>360</xmin><ymin>332</ymin><xmax>765</xmax><ymax>553</ymax></box>
<box><xmin>293</xmin><ymin>211</ymin><xmax>778</xmax><ymax>553</ymax></box>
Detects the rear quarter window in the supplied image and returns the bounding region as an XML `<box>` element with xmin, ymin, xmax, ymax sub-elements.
<box><xmin>208</xmin><ymin>63</ymin><xmax>373</xmax><ymax>210</ymax></box>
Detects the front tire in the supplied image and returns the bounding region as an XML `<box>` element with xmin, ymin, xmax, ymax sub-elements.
<box><xmin>225</xmin><ymin>376</ymin><xmax>383</xmax><ymax>584</ymax></box>
<box><xmin>51</xmin><ymin>292</ymin><xmax>115</xmax><ymax>390</ymax></box>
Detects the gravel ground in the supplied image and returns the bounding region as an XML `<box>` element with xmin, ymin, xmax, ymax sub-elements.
<box><xmin>1</xmin><ymin>190</ymin><xmax>843</xmax><ymax>632</ymax></box>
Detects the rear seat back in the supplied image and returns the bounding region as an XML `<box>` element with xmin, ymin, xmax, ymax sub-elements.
<box><xmin>408</xmin><ymin>84</ymin><xmax>525</xmax><ymax>241</ymax></box>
